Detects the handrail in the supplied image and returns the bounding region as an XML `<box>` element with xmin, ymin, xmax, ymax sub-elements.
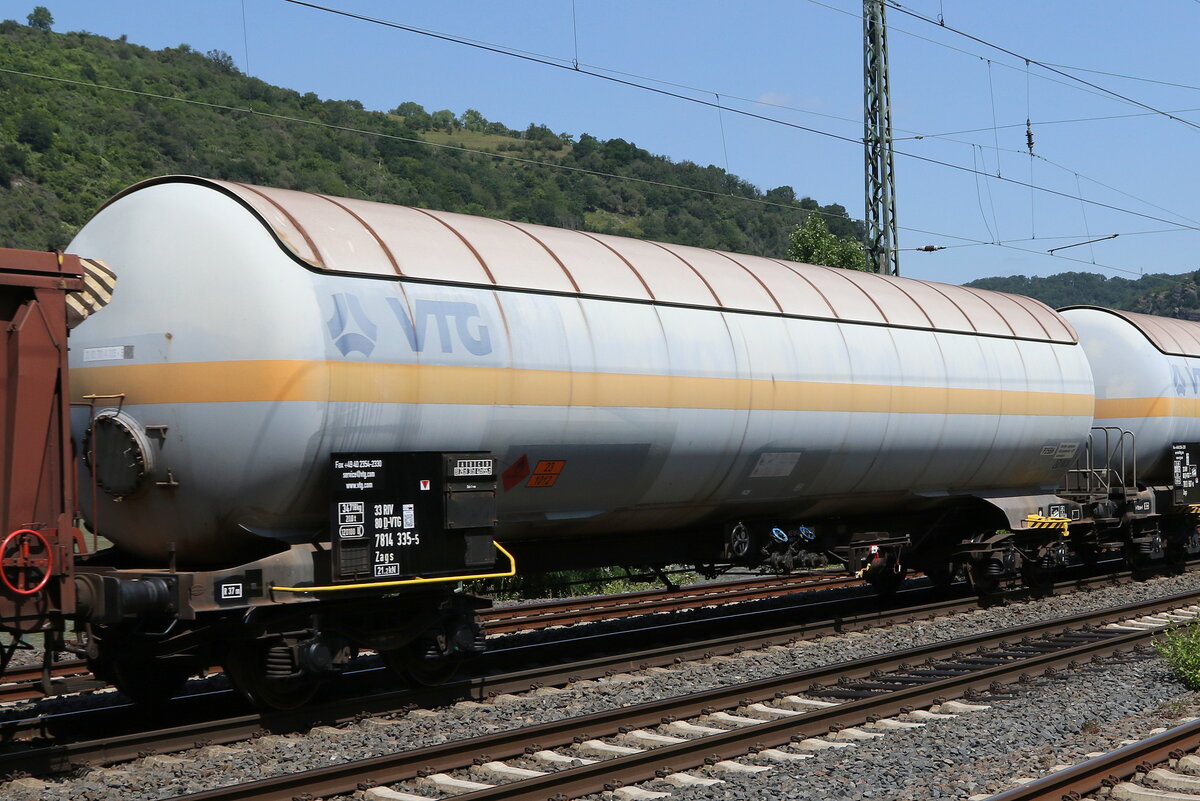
<box><xmin>1061</xmin><ymin>425</ymin><xmax>1137</xmax><ymax>497</ymax></box>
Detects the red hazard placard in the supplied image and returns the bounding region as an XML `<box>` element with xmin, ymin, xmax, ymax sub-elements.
<box><xmin>501</xmin><ymin>455</ymin><xmax>530</xmax><ymax>491</ymax></box>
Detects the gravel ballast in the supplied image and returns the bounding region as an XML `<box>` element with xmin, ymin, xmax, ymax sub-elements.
<box><xmin>4</xmin><ymin>572</ymin><xmax>1200</xmax><ymax>800</ymax></box>
<box><xmin>627</xmin><ymin>653</ymin><xmax>1186</xmax><ymax>801</ymax></box>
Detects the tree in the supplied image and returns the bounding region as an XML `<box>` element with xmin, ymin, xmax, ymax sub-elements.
<box><xmin>390</xmin><ymin>101</ymin><xmax>430</xmax><ymax>130</ymax></box>
<box><xmin>787</xmin><ymin>214</ymin><xmax>869</xmax><ymax>271</ymax></box>
<box><xmin>0</xmin><ymin>144</ymin><xmax>28</xmax><ymax>188</ymax></box>
<box><xmin>205</xmin><ymin>49</ymin><xmax>238</xmax><ymax>74</ymax></box>
<box><xmin>26</xmin><ymin>5</ymin><xmax>52</xmax><ymax>31</ymax></box>
<box><xmin>16</xmin><ymin>109</ymin><xmax>55</xmax><ymax>152</ymax></box>
<box><xmin>764</xmin><ymin>186</ymin><xmax>797</xmax><ymax>205</ymax></box>
<box><xmin>430</xmin><ymin>109</ymin><xmax>457</xmax><ymax>132</ymax></box>
<box><xmin>461</xmin><ymin>108</ymin><xmax>486</xmax><ymax>132</ymax></box>
<box><xmin>391</xmin><ymin>101</ymin><xmax>425</xmax><ymax>116</ymax></box>
<box><xmin>573</xmin><ymin>133</ymin><xmax>599</xmax><ymax>158</ymax></box>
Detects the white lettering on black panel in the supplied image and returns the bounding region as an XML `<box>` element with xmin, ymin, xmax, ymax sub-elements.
<box><xmin>453</xmin><ymin>459</ymin><xmax>494</xmax><ymax>477</ymax></box>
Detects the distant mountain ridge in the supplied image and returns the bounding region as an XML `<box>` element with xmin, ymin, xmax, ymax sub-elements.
<box><xmin>965</xmin><ymin>271</ymin><xmax>1200</xmax><ymax>319</ymax></box>
<box><xmin>0</xmin><ymin>18</ymin><xmax>861</xmax><ymax>258</ymax></box>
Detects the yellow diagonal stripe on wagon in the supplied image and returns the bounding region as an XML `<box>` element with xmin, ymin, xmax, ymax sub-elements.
<box><xmin>1094</xmin><ymin>397</ymin><xmax>1200</xmax><ymax>419</ymax></box>
<box><xmin>72</xmin><ymin>360</ymin><xmax>1094</xmax><ymax>416</ymax></box>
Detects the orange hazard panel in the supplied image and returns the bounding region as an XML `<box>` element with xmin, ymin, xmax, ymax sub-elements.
<box><xmin>527</xmin><ymin>460</ymin><xmax>566</xmax><ymax>488</ymax></box>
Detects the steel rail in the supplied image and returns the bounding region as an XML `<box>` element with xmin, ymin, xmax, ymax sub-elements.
<box><xmin>480</xmin><ymin>572</ymin><xmax>865</xmax><ymax>633</ymax></box>
<box><xmin>0</xmin><ymin>556</ymin><xmax>1142</xmax><ymax>707</ymax></box>
<box><xmin>7</xmin><ymin>661</ymin><xmax>94</xmax><ymax>684</ymax></box>
<box><xmin>154</xmin><ymin>589</ymin><xmax>1200</xmax><ymax>801</ymax></box>
<box><xmin>0</xmin><ymin>565</ymin><xmax>1147</xmax><ymax>775</ymax></box>
<box><xmin>985</xmin><ymin>718</ymin><xmax>1200</xmax><ymax>801</ymax></box>
<box><xmin>0</xmin><ymin>661</ymin><xmax>91</xmax><ymax>703</ymax></box>
<box><xmin>438</xmin><ymin>629</ymin><xmax>1155</xmax><ymax>801</ymax></box>
<box><xmin>0</xmin><ymin>585</ymin><xmax>974</xmax><ymax>774</ymax></box>
<box><xmin>0</xmin><ymin>574</ymin><xmax>860</xmax><ymax>700</ymax></box>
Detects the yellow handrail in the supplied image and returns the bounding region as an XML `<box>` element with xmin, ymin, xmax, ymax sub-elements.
<box><xmin>271</xmin><ymin>541</ymin><xmax>516</xmax><ymax>594</ymax></box>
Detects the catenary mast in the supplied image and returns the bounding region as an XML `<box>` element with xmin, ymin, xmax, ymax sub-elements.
<box><xmin>863</xmin><ymin>0</ymin><xmax>900</xmax><ymax>275</ymax></box>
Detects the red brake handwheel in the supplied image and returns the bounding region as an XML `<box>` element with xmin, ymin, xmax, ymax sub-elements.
<box><xmin>0</xmin><ymin>529</ymin><xmax>52</xmax><ymax>595</ymax></box>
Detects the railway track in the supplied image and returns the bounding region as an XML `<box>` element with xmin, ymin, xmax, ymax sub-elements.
<box><xmin>478</xmin><ymin>571</ymin><xmax>863</xmax><ymax>634</ymax></box>
<box><xmin>0</xmin><ymin>564</ymin><xmax>1146</xmax><ymax>778</ymax></box>
<box><xmin>986</xmin><ymin>717</ymin><xmax>1200</xmax><ymax>801</ymax></box>
<box><xmin>0</xmin><ymin>581</ymin><xmax>964</xmax><ymax>773</ymax></box>
<box><xmin>0</xmin><ymin>661</ymin><xmax>98</xmax><ymax>705</ymax></box>
<box><xmin>0</xmin><ymin>571</ymin><xmax>864</xmax><ymax>706</ymax></box>
<box><xmin>144</xmin><ymin>588</ymin><xmax>1200</xmax><ymax>801</ymax></box>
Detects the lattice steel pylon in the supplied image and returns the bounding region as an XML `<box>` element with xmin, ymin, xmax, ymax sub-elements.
<box><xmin>863</xmin><ymin>0</ymin><xmax>899</xmax><ymax>275</ymax></box>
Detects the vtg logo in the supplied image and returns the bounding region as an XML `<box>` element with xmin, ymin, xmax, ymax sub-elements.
<box><xmin>326</xmin><ymin>293</ymin><xmax>378</xmax><ymax>357</ymax></box>
<box><xmin>326</xmin><ymin>293</ymin><xmax>492</xmax><ymax>357</ymax></box>
<box><xmin>1172</xmin><ymin>363</ymin><xmax>1200</xmax><ymax>396</ymax></box>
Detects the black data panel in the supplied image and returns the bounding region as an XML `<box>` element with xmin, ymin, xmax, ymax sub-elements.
<box><xmin>1173</xmin><ymin>443</ymin><xmax>1200</xmax><ymax>505</ymax></box>
<box><xmin>330</xmin><ymin>452</ymin><xmax>496</xmax><ymax>583</ymax></box>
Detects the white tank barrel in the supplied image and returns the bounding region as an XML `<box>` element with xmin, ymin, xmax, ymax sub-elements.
<box><xmin>1061</xmin><ymin>306</ymin><xmax>1200</xmax><ymax>483</ymax></box>
<box><xmin>68</xmin><ymin>177</ymin><xmax>1096</xmax><ymax>566</ymax></box>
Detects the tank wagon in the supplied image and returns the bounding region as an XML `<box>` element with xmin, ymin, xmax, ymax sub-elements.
<box><xmin>0</xmin><ymin>174</ymin><xmax>1197</xmax><ymax>707</ymax></box>
<box><xmin>1054</xmin><ymin>307</ymin><xmax>1200</xmax><ymax>566</ymax></box>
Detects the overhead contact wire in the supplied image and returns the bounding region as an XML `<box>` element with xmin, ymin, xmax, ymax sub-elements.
<box><xmin>278</xmin><ymin>0</ymin><xmax>1200</xmax><ymax>236</ymax></box>
<box><xmin>269</xmin><ymin>0</ymin><xmax>1194</xmax><ymax>236</ymax></box>
<box><xmin>884</xmin><ymin>1</ymin><xmax>1200</xmax><ymax>133</ymax></box>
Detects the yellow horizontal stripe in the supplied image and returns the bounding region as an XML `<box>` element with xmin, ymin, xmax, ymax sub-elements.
<box><xmin>1095</xmin><ymin>397</ymin><xmax>1200</xmax><ymax>419</ymax></box>
<box><xmin>72</xmin><ymin>360</ymin><xmax>1094</xmax><ymax>417</ymax></box>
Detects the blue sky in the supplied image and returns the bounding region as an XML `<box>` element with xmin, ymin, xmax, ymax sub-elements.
<box><xmin>8</xmin><ymin>0</ymin><xmax>1200</xmax><ymax>285</ymax></box>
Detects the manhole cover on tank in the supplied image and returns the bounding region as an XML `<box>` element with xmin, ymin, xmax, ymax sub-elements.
<box><xmin>84</xmin><ymin>413</ymin><xmax>151</xmax><ymax>497</ymax></box>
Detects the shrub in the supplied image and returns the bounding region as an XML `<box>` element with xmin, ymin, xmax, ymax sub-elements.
<box><xmin>1155</xmin><ymin>623</ymin><xmax>1200</xmax><ymax>688</ymax></box>
<box><xmin>16</xmin><ymin>109</ymin><xmax>55</xmax><ymax>152</ymax></box>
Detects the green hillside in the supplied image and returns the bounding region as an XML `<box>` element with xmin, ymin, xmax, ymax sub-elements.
<box><xmin>965</xmin><ymin>271</ymin><xmax>1200</xmax><ymax>317</ymax></box>
<box><xmin>0</xmin><ymin>17</ymin><xmax>861</xmax><ymax>255</ymax></box>
<box><xmin>964</xmin><ymin>272</ymin><xmax>1184</xmax><ymax>311</ymax></box>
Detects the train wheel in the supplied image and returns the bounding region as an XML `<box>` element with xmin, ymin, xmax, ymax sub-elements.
<box><xmin>95</xmin><ymin>656</ymin><xmax>193</xmax><ymax>705</ymax></box>
<box><xmin>920</xmin><ymin>562</ymin><xmax>958</xmax><ymax>595</ymax></box>
<box><xmin>1020</xmin><ymin>562</ymin><xmax>1055</xmax><ymax>592</ymax></box>
<box><xmin>381</xmin><ymin>636</ymin><xmax>465</xmax><ymax>687</ymax></box>
<box><xmin>1165</xmin><ymin>535</ymin><xmax>1188</xmax><ymax>572</ymax></box>
<box><xmin>968</xmin><ymin>561</ymin><xmax>1001</xmax><ymax>595</ymax></box>
<box><xmin>1075</xmin><ymin>543</ymin><xmax>1100</xmax><ymax>568</ymax></box>
<box><xmin>1123</xmin><ymin>544</ymin><xmax>1155</xmax><ymax>573</ymax></box>
<box><xmin>862</xmin><ymin>562</ymin><xmax>907</xmax><ymax>596</ymax></box>
<box><xmin>224</xmin><ymin>640</ymin><xmax>318</xmax><ymax>710</ymax></box>
<box><xmin>911</xmin><ymin>549</ymin><xmax>961</xmax><ymax>595</ymax></box>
